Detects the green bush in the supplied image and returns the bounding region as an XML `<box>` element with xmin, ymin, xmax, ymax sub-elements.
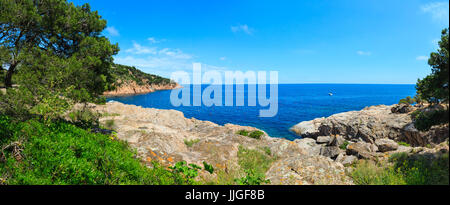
<box><xmin>398</xmin><ymin>141</ymin><xmax>411</xmax><ymax>147</ymax></box>
<box><xmin>414</xmin><ymin>109</ymin><xmax>449</xmax><ymax>131</ymax></box>
<box><xmin>184</xmin><ymin>139</ymin><xmax>200</xmax><ymax>147</ymax></box>
<box><xmin>0</xmin><ymin>117</ymin><xmax>189</xmax><ymax>185</ymax></box>
<box><xmin>248</xmin><ymin>130</ymin><xmax>264</xmax><ymax>139</ymax></box>
<box><xmin>236</xmin><ymin>146</ymin><xmax>274</xmax><ymax>185</ymax></box>
<box><xmin>398</xmin><ymin>96</ymin><xmax>415</xmax><ymax>105</ymax></box>
<box><xmin>237</xmin><ymin>130</ymin><xmax>249</xmax><ymax>136</ymax></box>
<box><xmin>235</xmin><ymin>169</ymin><xmax>270</xmax><ymax>185</ymax></box>
<box><xmin>351</xmin><ymin>152</ymin><xmax>449</xmax><ymax>185</ymax></box>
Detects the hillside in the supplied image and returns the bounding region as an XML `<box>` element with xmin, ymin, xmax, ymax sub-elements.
<box><xmin>104</xmin><ymin>64</ymin><xmax>179</xmax><ymax>96</ymax></box>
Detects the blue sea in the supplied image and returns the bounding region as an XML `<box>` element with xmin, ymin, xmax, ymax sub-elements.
<box><xmin>107</xmin><ymin>84</ymin><xmax>416</xmax><ymax>140</ymax></box>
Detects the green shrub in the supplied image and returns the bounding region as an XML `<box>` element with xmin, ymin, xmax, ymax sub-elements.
<box><xmin>235</xmin><ymin>169</ymin><xmax>270</xmax><ymax>185</ymax></box>
<box><xmin>398</xmin><ymin>141</ymin><xmax>411</xmax><ymax>147</ymax></box>
<box><xmin>184</xmin><ymin>139</ymin><xmax>200</xmax><ymax>147</ymax></box>
<box><xmin>104</xmin><ymin>119</ymin><xmax>115</xmax><ymax>130</ymax></box>
<box><xmin>236</xmin><ymin>146</ymin><xmax>274</xmax><ymax>185</ymax></box>
<box><xmin>414</xmin><ymin>109</ymin><xmax>449</xmax><ymax>131</ymax></box>
<box><xmin>248</xmin><ymin>130</ymin><xmax>264</xmax><ymax>139</ymax></box>
<box><xmin>237</xmin><ymin>130</ymin><xmax>249</xmax><ymax>136</ymax></box>
<box><xmin>169</xmin><ymin>161</ymin><xmax>202</xmax><ymax>185</ymax></box>
<box><xmin>339</xmin><ymin>140</ymin><xmax>350</xmax><ymax>150</ymax></box>
<box><xmin>399</xmin><ymin>96</ymin><xmax>415</xmax><ymax>105</ymax></box>
<box><xmin>0</xmin><ymin>117</ymin><xmax>189</xmax><ymax>185</ymax></box>
<box><xmin>351</xmin><ymin>160</ymin><xmax>406</xmax><ymax>185</ymax></box>
<box><xmin>351</xmin><ymin>152</ymin><xmax>449</xmax><ymax>185</ymax></box>
<box><xmin>203</xmin><ymin>161</ymin><xmax>214</xmax><ymax>174</ymax></box>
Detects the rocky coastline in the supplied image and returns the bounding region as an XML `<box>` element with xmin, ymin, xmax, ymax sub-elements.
<box><xmin>102</xmin><ymin>82</ymin><xmax>181</xmax><ymax>96</ymax></box>
<box><xmin>290</xmin><ymin>104</ymin><xmax>449</xmax><ymax>166</ymax></box>
<box><xmin>90</xmin><ymin>102</ymin><xmax>448</xmax><ymax>185</ymax></box>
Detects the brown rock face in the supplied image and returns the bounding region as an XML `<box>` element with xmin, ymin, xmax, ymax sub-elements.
<box><xmin>103</xmin><ymin>81</ymin><xmax>180</xmax><ymax>96</ymax></box>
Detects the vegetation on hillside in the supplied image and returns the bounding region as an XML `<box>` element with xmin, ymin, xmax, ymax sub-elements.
<box><xmin>0</xmin><ymin>116</ymin><xmax>189</xmax><ymax>185</ymax></box>
<box><xmin>0</xmin><ymin>0</ymin><xmax>190</xmax><ymax>185</ymax></box>
<box><xmin>351</xmin><ymin>152</ymin><xmax>449</xmax><ymax>185</ymax></box>
<box><xmin>107</xmin><ymin>64</ymin><xmax>174</xmax><ymax>91</ymax></box>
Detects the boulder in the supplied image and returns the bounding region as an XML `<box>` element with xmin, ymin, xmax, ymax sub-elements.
<box><xmin>391</xmin><ymin>104</ymin><xmax>414</xmax><ymax>114</ymax></box>
<box><xmin>329</xmin><ymin>135</ymin><xmax>345</xmax><ymax>146</ymax></box>
<box><xmin>341</xmin><ymin>155</ymin><xmax>357</xmax><ymax>165</ymax></box>
<box><xmin>335</xmin><ymin>153</ymin><xmax>357</xmax><ymax>165</ymax></box>
<box><xmin>295</xmin><ymin>138</ymin><xmax>321</xmax><ymax>156</ymax></box>
<box><xmin>316</xmin><ymin>136</ymin><xmax>331</xmax><ymax>144</ymax></box>
<box><xmin>320</xmin><ymin>146</ymin><xmax>341</xmax><ymax>159</ymax></box>
<box><xmin>346</xmin><ymin>142</ymin><xmax>378</xmax><ymax>159</ymax></box>
<box><xmin>375</xmin><ymin>138</ymin><xmax>398</xmax><ymax>152</ymax></box>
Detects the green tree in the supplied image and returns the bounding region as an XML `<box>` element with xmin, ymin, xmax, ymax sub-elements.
<box><xmin>416</xmin><ymin>28</ymin><xmax>449</xmax><ymax>103</ymax></box>
<box><xmin>0</xmin><ymin>0</ymin><xmax>118</xmax><ymax>92</ymax></box>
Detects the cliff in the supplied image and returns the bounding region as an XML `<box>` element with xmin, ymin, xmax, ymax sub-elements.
<box><xmin>103</xmin><ymin>64</ymin><xmax>180</xmax><ymax>96</ymax></box>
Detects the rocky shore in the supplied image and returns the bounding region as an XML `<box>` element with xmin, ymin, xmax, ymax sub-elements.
<box><xmin>102</xmin><ymin>81</ymin><xmax>181</xmax><ymax>96</ymax></box>
<box><xmin>290</xmin><ymin>104</ymin><xmax>449</xmax><ymax>165</ymax></box>
<box><xmin>93</xmin><ymin>102</ymin><xmax>353</xmax><ymax>185</ymax></box>
<box><xmin>89</xmin><ymin>102</ymin><xmax>448</xmax><ymax>185</ymax></box>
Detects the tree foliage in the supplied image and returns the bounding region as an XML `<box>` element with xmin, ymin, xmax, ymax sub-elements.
<box><xmin>416</xmin><ymin>28</ymin><xmax>449</xmax><ymax>103</ymax></box>
<box><xmin>0</xmin><ymin>0</ymin><xmax>119</xmax><ymax>93</ymax></box>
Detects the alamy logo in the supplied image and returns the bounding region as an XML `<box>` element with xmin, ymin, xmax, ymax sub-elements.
<box><xmin>170</xmin><ymin>63</ymin><xmax>278</xmax><ymax>117</ymax></box>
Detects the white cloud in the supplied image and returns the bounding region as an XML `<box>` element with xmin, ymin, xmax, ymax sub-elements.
<box><xmin>219</xmin><ymin>57</ymin><xmax>227</xmax><ymax>61</ymax></box>
<box><xmin>357</xmin><ymin>51</ymin><xmax>372</xmax><ymax>56</ymax></box>
<box><xmin>116</xmin><ymin>40</ymin><xmax>227</xmax><ymax>80</ymax></box>
<box><xmin>421</xmin><ymin>2</ymin><xmax>449</xmax><ymax>24</ymax></box>
<box><xmin>148</xmin><ymin>37</ymin><xmax>166</xmax><ymax>44</ymax></box>
<box><xmin>159</xmin><ymin>48</ymin><xmax>193</xmax><ymax>59</ymax></box>
<box><xmin>125</xmin><ymin>42</ymin><xmax>157</xmax><ymax>55</ymax></box>
<box><xmin>416</xmin><ymin>56</ymin><xmax>429</xmax><ymax>61</ymax></box>
<box><xmin>105</xmin><ymin>26</ymin><xmax>120</xmax><ymax>37</ymax></box>
<box><xmin>231</xmin><ymin>24</ymin><xmax>254</xmax><ymax>35</ymax></box>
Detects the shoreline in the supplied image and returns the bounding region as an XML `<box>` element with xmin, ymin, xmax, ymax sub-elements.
<box><xmin>102</xmin><ymin>83</ymin><xmax>182</xmax><ymax>97</ymax></box>
<box><xmin>90</xmin><ymin>101</ymin><xmax>448</xmax><ymax>185</ymax></box>
<box><xmin>94</xmin><ymin>101</ymin><xmax>353</xmax><ymax>185</ymax></box>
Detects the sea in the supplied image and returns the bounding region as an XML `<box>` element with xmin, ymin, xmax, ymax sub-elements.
<box><xmin>107</xmin><ymin>84</ymin><xmax>416</xmax><ymax>140</ymax></box>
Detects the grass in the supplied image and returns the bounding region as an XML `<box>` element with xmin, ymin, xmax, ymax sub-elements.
<box><xmin>398</xmin><ymin>141</ymin><xmax>411</xmax><ymax>147</ymax></box>
<box><xmin>237</xmin><ymin>130</ymin><xmax>264</xmax><ymax>140</ymax></box>
<box><xmin>237</xmin><ymin>130</ymin><xmax>249</xmax><ymax>136</ymax></box>
<box><xmin>0</xmin><ymin>116</ymin><xmax>190</xmax><ymax>185</ymax></box>
<box><xmin>184</xmin><ymin>139</ymin><xmax>200</xmax><ymax>147</ymax></box>
<box><xmin>351</xmin><ymin>152</ymin><xmax>449</xmax><ymax>185</ymax></box>
<box><xmin>104</xmin><ymin>119</ymin><xmax>115</xmax><ymax>129</ymax></box>
<box><xmin>237</xmin><ymin>146</ymin><xmax>275</xmax><ymax>179</ymax></box>
<box><xmin>249</xmin><ymin>131</ymin><xmax>264</xmax><ymax>139</ymax></box>
<box><xmin>339</xmin><ymin>140</ymin><xmax>350</xmax><ymax>150</ymax></box>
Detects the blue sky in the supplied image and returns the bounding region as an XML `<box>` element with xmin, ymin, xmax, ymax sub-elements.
<box><xmin>73</xmin><ymin>0</ymin><xmax>449</xmax><ymax>84</ymax></box>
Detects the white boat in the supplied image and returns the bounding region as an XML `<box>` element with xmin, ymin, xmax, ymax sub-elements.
<box><xmin>328</xmin><ymin>92</ymin><xmax>333</xmax><ymax>96</ymax></box>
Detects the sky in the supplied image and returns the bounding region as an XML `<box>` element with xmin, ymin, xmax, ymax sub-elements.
<box><xmin>72</xmin><ymin>0</ymin><xmax>449</xmax><ymax>84</ymax></box>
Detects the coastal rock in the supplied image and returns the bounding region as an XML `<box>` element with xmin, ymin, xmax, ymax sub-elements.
<box><xmin>375</xmin><ymin>138</ymin><xmax>398</xmax><ymax>152</ymax></box>
<box><xmin>290</xmin><ymin>104</ymin><xmax>449</xmax><ymax>147</ymax></box>
<box><xmin>265</xmin><ymin>154</ymin><xmax>352</xmax><ymax>185</ymax></box>
<box><xmin>103</xmin><ymin>81</ymin><xmax>180</xmax><ymax>96</ymax></box>
<box><xmin>335</xmin><ymin>154</ymin><xmax>357</xmax><ymax>165</ymax></box>
<box><xmin>290</xmin><ymin>118</ymin><xmax>324</xmax><ymax>139</ymax></box>
<box><xmin>320</xmin><ymin>146</ymin><xmax>341</xmax><ymax>159</ymax></box>
<box><xmin>346</xmin><ymin>142</ymin><xmax>379</xmax><ymax>159</ymax></box>
<box><xmin>93</xmin><ymin>102</ymin><xmax>351</xmax><ymax>185</ymax></box>
<box><xmin>329</xmin><ymin>135</ymin><xmax>345</xmax><ymax>147</ymax></box>
<box><xmin>294</xmin><ymin>138</ymin><xmax>321</xmax><ymax>156</ymax></box>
